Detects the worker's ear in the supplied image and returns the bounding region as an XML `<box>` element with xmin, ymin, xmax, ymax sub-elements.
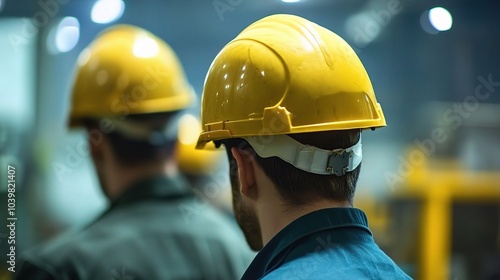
<box><xmin>231</xmin><ymin>147</ymin><xmax>258</xmax><ymax>200</ymax></box>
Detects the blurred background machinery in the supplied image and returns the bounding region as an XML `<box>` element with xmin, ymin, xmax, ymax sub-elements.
<box><xmin>0</xmin><ymin>1</ymin><xmax>499</xmax><ymax>280</ymax></box>
<box><xmin>357</xmin><ymin>103</ymin><xmax>500</xmax><ymax>279</ymax></box>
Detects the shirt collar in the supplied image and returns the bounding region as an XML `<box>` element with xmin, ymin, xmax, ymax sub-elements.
<box><xmin>242</xmin><ymin>207</ymin><xmax>372</xmax><ymax>280</ymax></box>
<box><xmin>106</xmin><ymin>175</ymin><xmax>193</xmax><ymax>213</ymax></box>
<box><xmin>85</xmin><ymin>175</ymin><xmax>193</xmax><ymax>230</ymax></box>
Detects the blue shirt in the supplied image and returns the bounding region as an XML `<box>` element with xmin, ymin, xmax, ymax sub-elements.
<box><xmin>241</xmin><ymin>208</ymin><xmax>412</xmax><ymax>280</ymax></box>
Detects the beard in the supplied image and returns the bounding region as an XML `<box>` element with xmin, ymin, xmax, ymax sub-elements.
<box><xmin>229</xmin><ymin>170</ymin><xmax>263</xmax><ymax>251</ymax></box>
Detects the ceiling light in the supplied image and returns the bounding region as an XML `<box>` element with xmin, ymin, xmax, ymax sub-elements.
<box><xmin>91</xmin><ymin>0</ymin><xmax>125</xmax><ymax>24</ymax></box>
<box><xmin>47</xmin><ymin>17</ymin><xmax>80</xmax><ymax>54</ymax></box>
<box><xmin>428</xmin><ymin>7</ymin><xmax>453</xmax><ymax>32</ymax></box>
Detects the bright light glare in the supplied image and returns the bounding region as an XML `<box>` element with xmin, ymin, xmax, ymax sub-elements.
<box><xmin>47</xmin><ymin>17</ymin><xmax>80</xmax><ymax>54</ymax></box>
<box><xmin>429</xmin><ymin>7</ymin><xmax>453</xmax><ymax>31</ymax></box>
<box><xmin>133</xmin><ymin>36</ymin><xmax>159</xmax><ymax>58</ymax></box>
<box><xmin>55</xmin><ymin>17</ymin><xmax>80</xmax><ymax>53</ymax></box>
<box><xmin>178</xmin><ymin>114</ymin><xmax>201</xmax><ymax>145</ymax></box>
<box><xmin>282</xmin><ymin>0</ymin><xmax>300</xmax><ymax>2</ymax></box>
<box><xmin>91</xmin><ymin>0</ymin><xmax>125</xmax><ymax>24</ymax></box>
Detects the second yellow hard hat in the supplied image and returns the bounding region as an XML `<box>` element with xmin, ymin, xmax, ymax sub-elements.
<box><xmin>69</xmin><ymin>25</ymin><xmax>194</xmax><ymax>127</ymax></box>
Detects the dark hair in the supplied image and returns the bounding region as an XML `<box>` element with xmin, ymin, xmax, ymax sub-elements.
<box><xmin>84</xmin><ymin>112</ymin><xmax>177</xmax><ymax>167</ymax></box>
<box><xmin>221</xmin><ymin>129</ymin><xmax>361</xmax><ymax>206</ymax></box>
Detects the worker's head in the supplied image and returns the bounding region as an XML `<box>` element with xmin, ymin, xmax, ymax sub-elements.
<box><xmin>68</xmin><ymin>25</ymin><xmax>194</xmax><ymax>198</ymax></box>
<box><xmin>197</xmin><ymin>15</ymin><xmax>386</xmax><ymax>250</ymax></box>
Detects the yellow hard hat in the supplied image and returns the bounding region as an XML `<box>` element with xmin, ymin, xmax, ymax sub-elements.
<box><xmin>197</xmin><ymin>14</ymin><xmax>386</xmax><ymax>149</ymax></box>
<box><xmin>69</xmin><ymin>25</ymin><xmax>194</xmax><ymax>127</ymax></box>
<box><xmin>176</xmin><ymin>114</ymin><xmax>224</xmax><ymax>175</ymax></box>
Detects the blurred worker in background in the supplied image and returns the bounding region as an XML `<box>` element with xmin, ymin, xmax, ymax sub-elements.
<box><xmin>176</xmin><ymin>113</ymin><xmax>233</xmax><ymax>213</ymax></box>
<box><xmin>16</xmin><ymin>25</ymin><xmax>253</xmax><ymax>280</ymax></box>
<box><xmin>196</xmin><ymin>14</ymin><xmax>412</xmax><ymax>279</ymax></box>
